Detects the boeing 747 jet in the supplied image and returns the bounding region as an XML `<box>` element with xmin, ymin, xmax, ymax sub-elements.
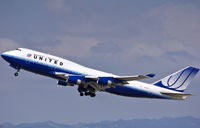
<box><xmin>1</xmin><ymin>48</ymin><xmax>199</xmax><ymax>99</ymax></box>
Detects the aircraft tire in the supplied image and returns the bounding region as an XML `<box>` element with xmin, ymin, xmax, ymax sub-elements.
<box><xmin>14</xmin><ymin>72</ymin><xmax>19</xmax><ymax>76</ymax></box>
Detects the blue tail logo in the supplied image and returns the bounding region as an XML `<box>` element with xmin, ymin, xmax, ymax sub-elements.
<box><xmin>154</xmin><ymin>66</ymin><xmax>199</xmax><ymax>92</ymax></box>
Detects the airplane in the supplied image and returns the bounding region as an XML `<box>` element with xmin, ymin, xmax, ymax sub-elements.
<box><xmin>1</xmin><ymin>48</ymin><xmax>199</xmax><ymax>100</ymax></box>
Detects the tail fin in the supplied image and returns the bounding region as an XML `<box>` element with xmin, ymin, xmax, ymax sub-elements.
<box><xmin>153</xmin><ymin>66</ymin><xmax>199</xmax><ymax>92</ymax></box>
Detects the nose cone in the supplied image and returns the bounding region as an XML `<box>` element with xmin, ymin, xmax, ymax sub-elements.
<box><xmin>1</xmin><ymin>51</ymin><xmax>14</xmax><ymax>62</ymax></box>
<box><xmin>1</xmin><ymin>52</ymin><xmax>8</xmax><ymax>60</ymax></box>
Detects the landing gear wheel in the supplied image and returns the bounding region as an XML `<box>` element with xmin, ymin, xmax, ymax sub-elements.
<box><xmin>85</xmin><ymin>92</ymin><xmax>90</xmax><ymax>96</ymax></box>
<box><xmin>90</xmin><ymin>93</ymin><xmax>96</xmax><ymax>97</ymax></box>
<box><xmin>80</xmin><ymin>92</ymin><xmax>84</xmax><ymax>96</ymax></box>
<box><xmin>14</xmin><ymin>72</ymin><xmax>19</xmax><ymax>76</ymax></box>
<box><xmin>14</xmin><ymin>68</ymin><xmax>20</xmax><ymax>77</ymax></box>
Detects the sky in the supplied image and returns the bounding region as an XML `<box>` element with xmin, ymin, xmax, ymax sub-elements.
<box><xmin>0</xmin><ymin>0</ymin><xmax>200</xmax><ymax>125</ymax></box>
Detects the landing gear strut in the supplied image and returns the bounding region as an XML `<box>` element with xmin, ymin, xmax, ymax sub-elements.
<box><xmin>14</xmin><ymin>68</ymin><xmax>20</xmax><ymax>77</ymax></box>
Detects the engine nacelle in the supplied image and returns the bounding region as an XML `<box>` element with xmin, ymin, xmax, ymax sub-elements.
<box><xmin>97</xmin><ymin>77</ymin><xmax>115</xmax><ymax>86</ymax></box>
<box><xmin>67</xmin><ymin>76</ymin><xmax>85</xmax><ymax>85</ymax></box>
<box><xmin>57</xmin><ymin>80</ymin><xmax>70</xmax><ymax>86</ymax></box>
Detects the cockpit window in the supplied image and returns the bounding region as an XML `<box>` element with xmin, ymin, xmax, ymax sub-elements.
<box><xmin>16</xmin><ymin>48</ymin><xmax>22</xmax><ymax>51</ymax></box>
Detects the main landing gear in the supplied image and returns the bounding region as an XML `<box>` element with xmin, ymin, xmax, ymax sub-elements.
<box><xmin>14</xmin><ymin>68</ymin><xmax>20</xmax><ymax>77</ymax></box>
<box><xmin>83</xmin><ymin>91</ymin><xmax>96</xmax><ymax>97</ymax></box>
<box><xmin>79</xmin><ymin>91</ymin><xmax>96</xmax><ymax>97</ymax></box>
<box><xmin>78</xmin><ymin>86</ymin><xmax>96</xmax><ymax>98</ymax></box>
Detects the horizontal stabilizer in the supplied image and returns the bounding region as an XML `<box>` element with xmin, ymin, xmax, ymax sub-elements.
<box><xmin>161</xmin><ymin>92</ymin><xmax>193</xmax><ymax>100</ymax></box>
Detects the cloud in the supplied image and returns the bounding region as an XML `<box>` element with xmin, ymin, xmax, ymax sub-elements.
<box><xmin>143</xmin><ymin>3</ymin><xmax>200</xmax><ymax>56</ymax></box>
<box><xmin>46</xmin><ymin>0</ymin><xmax>67</xmax><ymax>12</ymax></box>
<box><xmin>161</xmin><ymin>4</ymin><xmax>200</xmax><ymax>57</ymax></box>
<box><xmin>0</xmin><ymin>38</ymin><xmax>20</xmax><ymax>53</ymax></box>
<box><xmin>91</xmin><ymin>42</ymin><xmax>122</xmax><ymax>54</ymax></box>
<box><xmin>162</xmin><ymin>4</ymin><xmax>200</xmax><ymax>41</ymax></box>
<box><xmin>38</xmin><ymin>35</ymin><xmax>98</xmax><ymax>58</ymax></box>
<box><xmin>40</xmin><ymin>2</ymin><xmax>200</xmax><ymax>68</ymax></box>
<box><xmin>114</xmin><ymin>3</ymin><xmax>200</xmax><ymax>62</ymax></box>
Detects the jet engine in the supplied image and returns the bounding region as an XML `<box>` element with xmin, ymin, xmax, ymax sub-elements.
<box><xmin>57</xmin><ymin>80</ymin><xmax>71</xmax><ymax>86</ymax></box>
<box><xmin>67</xmin><ymin>76</ymin><xmax>84</xmax><ymax>85</ymax></box>
<box><xmin>97</xmin><ymin>77</ymin><xmax>116</xmax><ymax>86</ymax></box>
<box><xmin>57</xmin><ymin>76</ymin><xmax>86</xmax><ymax>86</ymax></box>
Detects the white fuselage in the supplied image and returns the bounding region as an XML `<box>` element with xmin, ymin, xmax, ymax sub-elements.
<box><xmin>1</xmin><ymin>48</ymin><xmax>182</xmax><ymax>99</ymax></box>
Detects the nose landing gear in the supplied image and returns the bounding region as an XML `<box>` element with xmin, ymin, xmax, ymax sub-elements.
<box><xmin>14</xmin><ymin>68</ymin><xmax>20</xmax><ymax>77</ymax></box>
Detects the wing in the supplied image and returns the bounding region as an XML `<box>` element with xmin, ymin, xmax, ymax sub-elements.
<box><xmin>86</xmin><ymin>74</ymin><xmax>155</xmax><ymax>84</ymax></box>
<box><xmin>113</xmin><ymin>74</ymin><xmax>155</xmax><ymax>81</ymax></box>
<box><xmin>54</xmin><ymin>72</ymin><xmax>155</xmax><ymax>95</ymax></box>
<box><xmin>54</xmin><ymin>72</ymin><xmax>155</xmax><ymax>86</ymax></box>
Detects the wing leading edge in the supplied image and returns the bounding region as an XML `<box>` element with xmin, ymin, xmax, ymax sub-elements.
<box><xmin>54</xmin><ymin>72</ymin><xmax>155</xmax><ymax>86</ymax></box>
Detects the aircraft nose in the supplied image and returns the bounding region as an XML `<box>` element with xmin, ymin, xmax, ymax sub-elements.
<box><xmin>1</xmin><ymin>52</ymin><xmax>7</xmax><ymax>59</ymax></box>
<box><xmin>1</xmin><ymin>51</ymin><xmax>12</xmax><ymax>60</ymax></box>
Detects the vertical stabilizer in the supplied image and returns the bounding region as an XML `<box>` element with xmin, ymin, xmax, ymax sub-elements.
<box><xmin>153</xmin><ymin>66</ymin><xmax>199</xmax><ymax>92</ymax></box>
